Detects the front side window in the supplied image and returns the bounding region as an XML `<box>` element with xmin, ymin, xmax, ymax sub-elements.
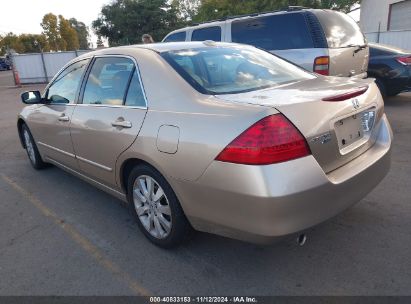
<box><xmin>162</xmin><ymin>46</ymin><xmax>315</xmax><ymax>95</ymax></box>
<box><xmin>192</xmin><ymin>27</ymin><xmax>221</xmax><ymax>41</ymax></box>
<box><xmin>231</xmin><ymin>13</ymin><xmax>314</xmax><ymax>50</ymax></box>
<box><xmin>163</xmin><ymin>31</ymin><xmax>186</xmax><ymax>42</ymax></box>
<box><xmin>47</xmin><ymin>59</ymin><xmax>89</xmax><ymax>104</ymax></box>
<box><xmin>82</xmin><ymin>57</ymin><xmax>134</xmax><ymax>105</ymax></box>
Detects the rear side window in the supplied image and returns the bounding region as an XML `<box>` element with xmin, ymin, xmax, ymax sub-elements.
<box><xmin>83</xmin><ymin>57</ymin><xmax>134</xmax><ymax>105</ymax></box>
<box><xmin>192</xmin><ymin>26</ymin><xmax>221</xmax><ymax>41</ymax></box>
<box><xmin>315</xmin><ymin>10</ymin><xmax>366</xmax><ymax>48</ymax></box>
<box><xmin>125</xmin><ymin>69</ymin><xmax>146</xmax><ymax>107</ymax></box>
<box><xmin>370</xmin><ymin>48</ymin><xmax>391</xmax><ymax>57</ymax></box>
<box><xmin>231</xmin><ymin>13</ymin><xmax>314</xmax><ymax>50</ymax></box>
<box><xmin>164</xmin><ymin>32</ymin><xmax>186</xmax><ymax>42</ymax></box>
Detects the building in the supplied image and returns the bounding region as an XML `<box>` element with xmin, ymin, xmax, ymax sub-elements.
<box><xmin>360</xmin><ymin>0</ymin><xmax>411</xmax><ymax>50</ymax></box>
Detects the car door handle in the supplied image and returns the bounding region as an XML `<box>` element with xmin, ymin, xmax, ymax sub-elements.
<box><xmin>58</xmin><ymin>114</ymin><xmax>70</xmax><ymax>122</ymax></box>
<box><xmin>111</xmin><ymin>120</ymin><xmax>132</xmax><ymax>128</ymax></box>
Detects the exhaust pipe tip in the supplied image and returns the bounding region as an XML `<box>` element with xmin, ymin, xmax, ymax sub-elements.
<box><xmin>296</xmin><ymin>233</ymin><xmax>307</xmax><ymax>246</ymax></box>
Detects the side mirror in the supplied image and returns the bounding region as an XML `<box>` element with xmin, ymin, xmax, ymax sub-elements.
<box><xmin>21</xmin><ymin>91</ymin><xmax>43</xmax><ymax>104</ymax></box>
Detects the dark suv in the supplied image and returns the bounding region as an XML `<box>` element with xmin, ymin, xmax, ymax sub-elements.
<box><xmin>0</xmin><ymin>58</ymin><xmax>12</xmax><ymax>71</ymax></box>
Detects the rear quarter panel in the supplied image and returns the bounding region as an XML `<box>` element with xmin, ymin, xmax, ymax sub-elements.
<box><xmin>115</xmin><ymin>49</ymin><xmax>275</xmax><ymax>187</ymax></box>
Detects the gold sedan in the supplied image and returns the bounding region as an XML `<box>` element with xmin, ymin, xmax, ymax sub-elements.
<box><xmin>18</xmin><ymin>42</ymin><xmax>392</xmax><ymax>247</ymax></box>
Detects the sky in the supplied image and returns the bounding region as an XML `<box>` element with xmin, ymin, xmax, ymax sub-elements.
<box><xmin>0</xmin><ymin>0</ymin><xmax>110</xmax><ymax>47</ymax></box>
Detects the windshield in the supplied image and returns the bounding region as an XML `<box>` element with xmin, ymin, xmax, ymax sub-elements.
<box><xmin>161</xmin><ymin>46</ymin><xmax>315</xmax><ymax>95</ymax></box>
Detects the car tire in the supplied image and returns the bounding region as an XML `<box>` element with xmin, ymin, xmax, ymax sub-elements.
<box><xmin>21</xmin><ymin>124</ymin><xmax>48</xmax><ymax>170</ymax></box>
<box><xmin>126</xmin><ymin>164</ymin><xmax>194</xmax><ymax>248</ymax></box>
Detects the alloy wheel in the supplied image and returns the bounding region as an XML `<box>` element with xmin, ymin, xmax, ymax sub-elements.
<box><xmin>23</xmin><ymin>129</ymin><xmax>36</xmax><ymax>164</ymax></box>
<box><xmin>133</xmin><ymin>175</ymin><xmax>172</xmax><ymax>239</ymax></box>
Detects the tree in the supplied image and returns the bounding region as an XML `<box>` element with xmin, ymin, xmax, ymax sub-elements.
<box><xmin>41</xmin><ymin>13</ymin><xmax>86</xmax><ymax>51</ymax></box>
<box><xmin>70</xmin><ymin>18</ymin><xmax>90</xmax><ymax>49</ymax></box>
<box><xmin>93</xmin><ymin>0</ymin><xmax>183</xmax><ymax>46</ymax></box>
<box><xmin>193</xmin><ymin>0</ymin><xmax>360</xmax><ymax>22</ymax></box>
<box><xmin>96</xmin><ymin>35</ymin><xmax>105</xmax><ymax>48</ymax></box>
<box><xmin>0</xmin><ymin>32</ymin><xmax>24</xmax><ymax>55</ymax></box>
<box><xmin>41</xmin><ymin>13</ymin><xmax>64</xmax><ymax>51</ymax></box>
<box><xmin>59</xmin><ymin>15</ymin><xmax>80</xmax><ymax>50</ymax></box>
<box><xmin>316</xmin><ymin>0</ymin><xmax>360</xmax><ymax>12</ymax></box>
<box><xmin>18</xmin><ymin>34</ymin><xmax>50</xmax><ymax>53</ymax></box>
<box><xmin>170</xmin><ymin>0</ymin><xmax>200</xmax><ymax>21</ymax></box>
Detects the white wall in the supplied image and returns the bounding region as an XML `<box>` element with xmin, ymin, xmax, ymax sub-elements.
<box><xmin>360</xmin><ymin>0</ymin><xmax>404</xmax><ymax>33</ymax></box>
<box><xmin>12</xmin><ymin>50</ymin><xmax>90</xmax><ymax>84</ymax></box>
<box><xmin>366</xmin><ymin>31</ymin><xmax>411</xmax><ymax>50</ymax></box>
<box><xmin>360</xmin><ymin>0</ymin><xmax>411</xmax><ymax>50</ymax></box>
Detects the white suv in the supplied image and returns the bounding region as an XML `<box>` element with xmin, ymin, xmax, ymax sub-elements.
<box><xmin>163</xmin><ymin>7</ymin><xmax>369</xmax><ymax>78</ymax></box>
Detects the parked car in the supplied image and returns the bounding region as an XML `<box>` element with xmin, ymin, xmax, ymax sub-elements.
<box><xmin>163</xmin><ymin>7</ymin><xmax>369</xmax><ymax>78</ymax></box>
<box><xmin>368</xmin><ymin>43</ymin><xmax>411</xmax><ymax>97</ymax></box>
<box><xmin>18</xmin><ymin>42</ymin><xmax>391</xmax><ymax>248</ymax></box>
<box><xmin>0</xmin><ymin>58</ymin><xmax>12</xmax><ymax>71</ymax></box>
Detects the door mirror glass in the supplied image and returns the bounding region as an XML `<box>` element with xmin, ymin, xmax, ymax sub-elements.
<box><xmin>21</xmin><ymin>91</ymin><xmax>42</xmax><ymax>104</ymax></box>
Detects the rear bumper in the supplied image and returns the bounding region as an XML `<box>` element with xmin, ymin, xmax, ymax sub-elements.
<box><xmin>172</xmin><ymin>115</ymin><xmax>392</xmax><ymax>244</ymax></box>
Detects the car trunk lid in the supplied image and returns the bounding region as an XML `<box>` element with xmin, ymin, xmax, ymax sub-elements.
<box><xmin>215</xmin><ymin>77</ymin><xmax>383</xmax><ymax>173</ymax></box>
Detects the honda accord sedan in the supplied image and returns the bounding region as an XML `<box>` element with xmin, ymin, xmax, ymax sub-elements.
<box><xmin>18</xmin><ymin>42</ymin><xmax>392</xmax><ymax>247</ymax></box>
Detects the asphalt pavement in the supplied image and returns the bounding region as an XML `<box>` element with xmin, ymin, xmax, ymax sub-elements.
<box><xmin>0</xmin><ymin>70</ymin><xmax>410</xmax><ymax>296</ymax></box>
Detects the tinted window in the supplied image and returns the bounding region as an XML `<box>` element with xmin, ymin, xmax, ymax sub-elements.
<box><xmin>162</xmin><ymin>46</ymin><xmax>315</xmax><ymax>95</ymax></box>
<box><xmin>315</xmin><ymin>10</ymin><xmax>366</xmax><ymax>48</ymax></box>
<box><xmin>164</xmin><ymin>32</ymin><xmax>186</xmax><ymax>42</ymax></box>
<box><xmin>125</xmin><ymin>70</ymin><xmax>146</xmax><ymax>107</ymax></box>
<box><xmin>192</xmin><ymin>27</ymin><xmax>221</xmax><ymax>41</ymax></box>
<box><xmin>231</xmin><ymin>13</ymin><xmax>314</xmax><ymax>50</ymax></box>
<box><xmin>83</xmin><ymin>57</ymin><xmax>134</xmax><ymax>105</ymax></box>
<box><xmin>47</xmin><ymin>59</ymin><xmax>89</xmax><ymax>104</ymax></box>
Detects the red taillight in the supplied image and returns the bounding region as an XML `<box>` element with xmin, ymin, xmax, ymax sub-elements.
<box><xmin>215</xmin><ymin>114</ymin><xmax>311</xmax><ymax>165</ymax></box>
<box><xmin>314</xmin><ymin>56</ymin><xmax>330</xmax><ymax>76</ymax></box>
<box><xmin>396</xmin><ymin>56</ymin><xmax>411</xmax><ymax>65</ymax></box>
<box><xmin>322</xmin><ymin>85</ymin><xmax>369</xmax><ymax>102</ymax></box>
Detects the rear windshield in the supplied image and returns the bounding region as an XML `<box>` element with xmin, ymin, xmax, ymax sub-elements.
<box><xmin>315</xmin><ymin>10</ymin><xmax>366</xmax><ymax>48</ymax></box>
<box><xmin>231</xmin><ymin>13</ymin><xmax>315</xmax><ymax>50</ymax></box>
<box><xmin>161</xmin><ymin>46</ymin><xmax>315</xmax><ymax>95</ymax></box>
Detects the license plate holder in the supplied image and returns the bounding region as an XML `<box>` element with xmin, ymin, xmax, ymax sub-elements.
<box><xmin>334</xmin><ymin>109</ymin><xmax>376</xmax><ymax>152</ymax></box>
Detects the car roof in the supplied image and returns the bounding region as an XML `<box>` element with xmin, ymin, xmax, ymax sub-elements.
<box><xmin>369</xmin><ymin>42</ymin><xmax>410</xmax><ymax>54</ymax></box>
<box><xmin>163</xmin><ymin>8</ymin><xmax>336</xmax><ymax>39</ymax></box>
<box><xmin>82</xmin><ymin>41</ymin><xmax>252</xmax><ymax>57</ymax></box>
